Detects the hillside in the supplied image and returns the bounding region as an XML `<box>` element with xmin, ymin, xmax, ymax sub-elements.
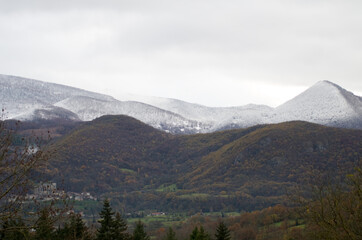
<box><xmin>47</xmin><ymin>115</ymin><xmax>172</xmax><ymax>192</ymax></box>
<box><xmin>182</xmin><ymin>121</ymin><xmax>361</xmax><ymax>193</ymax></box>
<box><xmin>46</xmin><ymin>116</ymin><xmax>362</xmax><ymax>211</ymax></box>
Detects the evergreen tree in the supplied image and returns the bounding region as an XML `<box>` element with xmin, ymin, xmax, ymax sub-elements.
<box><xmin>215</xmin><ymin>221</ymin><xmax>231</xmax><ymax>240</ymax></box>
<box><xmin>54</xmin><ymin>213</ymin><xmax>92</xmax><ymax>240</ymax></box>
<box><xmin>189</xmin><ymin>226</ymin><xmax>210</xmax><ymax>240</ymax></box>
<box><xmin>113</xmin><ymin>212</ymin><xmax>130</xmax><ymax>240</ymax></box>
<box><xmin>164</xmin><ymin>227</ymin><xmax>177</xmax><ymax>240</ymax></box>
<box><xmin>34</xmin><ymin>208</ymin><xmax>54</xmax><ymax>240</ymax></box>
<box><xmin>0</xmin><ymin>218</ymin><xmax>29</xmax><ymax>240</ymax></box>
<box><xmin>54</xmin><ymin>224</ymin><xmax>68</xmax><ymax>240</ymax></box>
<box><xmin>189</xmin><ymin>227</ymin><xmax>199</xmax><ymax>240</ymax></box>
<box><xmin>197</xmin><ymin>226</ymin><xmax>210</xmax><ymax>240</ymax></box>
<box><xmin>132</xmin><ymin>220</ymin><xmax>150</xmax><ymax>240</ymax></box>
<box><xmin>67</xmin><ymin>213</ymin><xmax>91</xmax><ymax>240</ymax></box>
<box><xmin>97</xmin><ymin>199</ymin><xmax>115</xmax><ymax>240</ymax></box>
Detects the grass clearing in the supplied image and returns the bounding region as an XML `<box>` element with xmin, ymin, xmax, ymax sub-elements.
<box><xmin>120</xmin><ymin>168</ymin><xmax>136</xmax><ymax>174</ymax></box>
<box><xmin>156</xmin><ymin>184</ymin><xmax>178</xmax><ymax>192</ymax></box>
<box><xmin>178</xmin><ymin>193</ymin><xmax>210</xmax><ymax>199</ymax></box>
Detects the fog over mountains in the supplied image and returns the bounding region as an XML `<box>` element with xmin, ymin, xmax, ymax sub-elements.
<box><xmin>1</xmin><ymin>74</ymin><xmax>361</xmax><ymax>133</ymax></box>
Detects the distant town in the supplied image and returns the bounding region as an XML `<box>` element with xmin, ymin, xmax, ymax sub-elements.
<box><xmin>9</xmin><ymin>182</ymin><xmax>98</xmax><ymax>202</ymax></box>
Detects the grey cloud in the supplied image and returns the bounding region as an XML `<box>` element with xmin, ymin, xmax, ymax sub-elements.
<box><xmin>0</xmin><ymin>0</ymin><xmax>361</xmax><ymax>106</ymax></box>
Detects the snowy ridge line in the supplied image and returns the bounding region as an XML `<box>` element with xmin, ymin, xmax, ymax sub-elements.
<box><xmin>1</xmin><ymin>74</ymin><xmax>361</xmax><ymax>133</ymax></box>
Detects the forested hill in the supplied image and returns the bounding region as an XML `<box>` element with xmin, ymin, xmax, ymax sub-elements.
<box><xmin>47</xmin><ymin>115</ymin><xmax>172</xmax><ymax>193</ymax></box>
<box><xmin>46</xmin><ymin>115</ymin><xmax>361</xmax><ymax>211</ymax></box>
<box><xmin>181</xmin><ymin>121</ymin><xmax>361</xmax><ymax>192</ymax></box>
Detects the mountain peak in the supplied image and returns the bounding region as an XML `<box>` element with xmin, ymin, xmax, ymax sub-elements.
<box><xmin>2</xmin><ymin>74</ymin><xmax>361</xmax><ymax>131</ymax></box>
<box><xmin>319</xmin><ymin>79</ymin><xmax>336</xmax><ymax>84</ymax></box>
<box><xmin>278</xmin><ymin>80</ymin><xmax>352</xmax><ymax>108</ymax></box>
<box><xmin>313</xmin><ymin>80</ymin><xmax>345</xmax><ymax>90</ymax></box>
<box><xmin>275</xmin><ymin>80</ymin><xmax>362</xmax><ymax>128</ymax></box>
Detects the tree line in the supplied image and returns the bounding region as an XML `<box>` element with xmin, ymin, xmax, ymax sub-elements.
<box><xmin>0</xmin><ymin>199</ymin><xmax>232</xmax><ymax>240</ymax></box>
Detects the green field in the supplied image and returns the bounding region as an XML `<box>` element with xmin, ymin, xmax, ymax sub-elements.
<box><xmin>156</xmin><ymin>184</ymin><xmax>178</xmax><ymax>192</ymax></box>
<box><xmin>178</xmin><ymin>193</ymin><xmax>210</xmax><ymax>199</ymax></box>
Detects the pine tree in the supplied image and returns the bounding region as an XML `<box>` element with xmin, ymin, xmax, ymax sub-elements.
<box><xmin>34</xmin><ymin>208</ymin><xmax>54</xmax><ymax>240</ymax></box>
<box><xmin>164</xmin><ymin>227</ymin><xmax>177</xmax><ymax>240</ymax></box>
<box><xmin>53</xmin><ymin>213</ymin><xmax>92</xmax><ymax>240</ymax></box>
<box><xmin>197</xmin><ymin>226</ymin><xmax>210</xmax><ymax>240</ymax></box>
<box><xmin>215</xmin><ymin>221</ymin><xmax>231</xmax><ymax>240</ymax></box>
<box><xmin>54</xmin><ymin>224</ymin><xmax>68</xmax><ymax>240</ymax></box>
<box><xmin>69</xmin><ymin>213</ymin><xmax>91</xmax><ymax>240</ymax></box>
<box><xmin>97</xmin><ymin>199</ymin><xmax>115</xmax><ymax>240</ymax></box>
<box><xmin>0</xmin><ymin>218</ymin><xmax>29</xmax><ymax>240</ymax></box>
<box><xmin>189</xmin><ymin>227</ymin><xmax>199</xmax><ymax>240</ymax></box>
<box><xmin>132</xmin><ymin>220</ymin><xmax>150</xmax><ymax>240</ymax></box>
<box><xmin>113</xmin><ymin>212</ymin><xmax>130</xmax><ymax>240</ymax></box>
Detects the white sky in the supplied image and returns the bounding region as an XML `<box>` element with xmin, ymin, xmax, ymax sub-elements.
<box><xmin>0</xmin><ymin>0</ymin><xmax>361</xmax><ymax>107</ymax></box>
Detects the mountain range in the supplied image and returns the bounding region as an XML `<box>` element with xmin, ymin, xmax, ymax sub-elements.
<box><xmin>1</xmin><ymin>72</ymin><xmax>360</xmax><ymax>211</ymax></box>
<box><xmin>43</xmin><ymin>115</ymin><xmax>361</xmax><ymax>212</ymax></box>
<box><xmin>1</xmin><ymin>74</ymin><xmax>361</xmax><ymax>133</ymax></box>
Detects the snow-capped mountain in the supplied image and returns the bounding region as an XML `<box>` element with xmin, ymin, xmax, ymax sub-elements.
<box><xmin>0</xmin><ymin>74</ymin><xmax>113</xmax><ymax>119</ymax></box>
<box><xmin>54</xmin><ymin>95</ymin><xmax>209</xmax><ymax>134</ymax></box>
<box><xmin>116</xmin><ymin>81</ymin><xmax>362</xmax><ymax>130</ymax></box>
<box><xmin>117</xmin><ymin>93</ymin><xmax>273</xmax><ymax>125</ymax></box>
<box><xmin>0</xmin><ymin>75</ymin><xmax>208</xmax><ymax>134</ymax></box>
<box><xmin>273</xmin><ymin>80</ymin><xmax>362</xmax><ymax>129</ymax></box>
<box><xmin>16</xmin><ymin>106</ymin><xmax>80</xmax><ymax>121</ymax></box>
<box><xmin>1</xmin><ymin>74</ymin><xmax>361</xmax><ymax>133</ymax></box>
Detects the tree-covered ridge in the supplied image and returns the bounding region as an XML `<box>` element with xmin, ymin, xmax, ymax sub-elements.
<box><xmin>184</xmin><ymin>121</ymin><xmax>361</xmax><ymax>188</ymax></box>
<box><xmin>48</xmin><ymin>115</ymin><xmax>253</xmax><ymax>193</ymax></box>
<box><xmin>45</xmin><ymin>115</ymin><xmax>361</xmax><ymax>211</ymax></box>
<box><xmin>48</xmin><ymin>115</ymin><xmax>172</xmax><ymax>192</ymax></box>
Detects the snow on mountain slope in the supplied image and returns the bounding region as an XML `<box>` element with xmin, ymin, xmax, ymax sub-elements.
<box><xmin>15</xmin><ymin>106</ymin><xmax>80</xmax><ymax>121</ymax></box>
<box><xmin>116</xmin><ymin>92</ymin><xmax>273</xmax><ymax>125</ymax></box>
<box><xmin>117</xmin><ymin>81</ymin><xmax>362</xmax><ymax>130</ymax></box>
<box><xmin>0</xmin><ymin>74</ymin><xmax>113</xmax><ymax>119</ymax></box>
<box><xmin>1</xmin><ymin>73</ymin><xmax>361</xmax><ymax>133</ymax></box>
<box><xmin>54</xmin><ymin>96</ymin><xmax>210</xmax><ymax>134</ymax></box>
<box><xmin>210</xmin><ymin>104</ymin><xmax>274</xmax><ymax>131</ymax></box>
<box><xmin>274</xmin><ymin>81</ymin><xmax>362</xmax><ymax>128</ymax></box>
<box><xmin>0</xmin><ymin>74</ymin><xmax>208</xmax><ymax>133</ymax></box>
<box><xmin>117</xmin><ymin>94</ymin><xmax>220</xmax><ymax>122</ymax></box>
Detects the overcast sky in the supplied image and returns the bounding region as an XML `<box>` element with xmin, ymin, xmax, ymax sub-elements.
<box><xmin>0</xmin><ymin>0</ymin><xmax>361</xmax><ymax>107</ymax></box>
